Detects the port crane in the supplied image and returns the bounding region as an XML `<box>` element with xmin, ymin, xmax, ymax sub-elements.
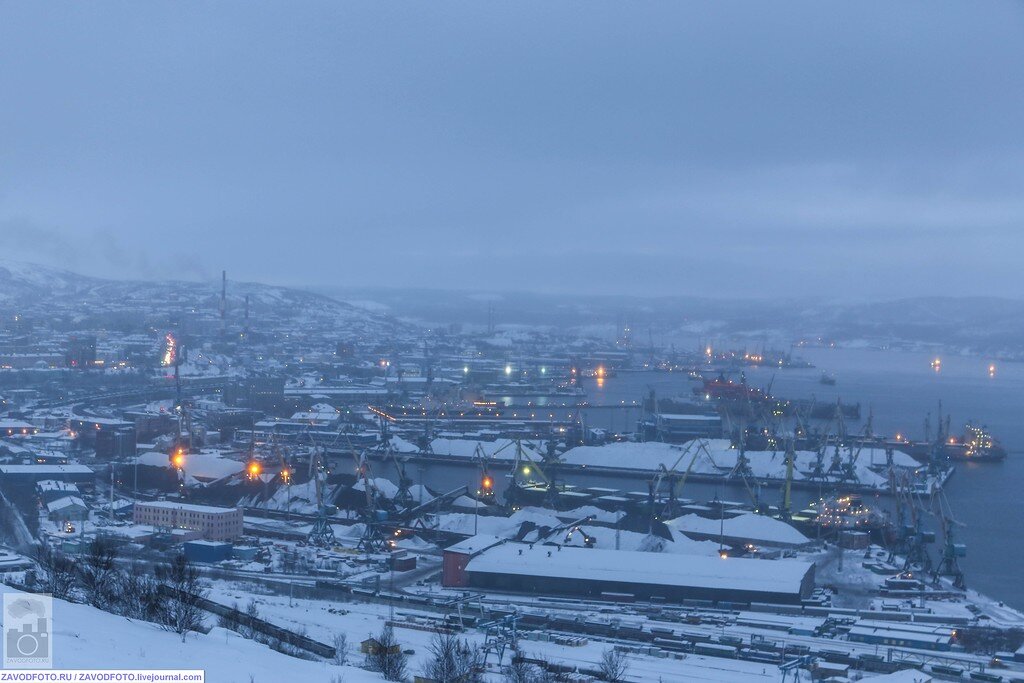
<box><xmin>351</xmin><ymin>449</ymin><xmax>388</xmax><ymax>552</ymax></box>
<box><xmin>473</xmin><ymin>443</ymin><xmax>497</xmax><ymax>505</ymax></box>
<box><xmin>382</xmin><ymin>445</ymin><xmax>414</xmax><ymax>510</ymax></box>
<box><xmin>647</xmin><ymin>439</ymin><xmax>710</xmax><ymax>523</ymax></box>
<box><xmin>505</xmin><ymin>439</ymin><xmax>561</xmax><ymax>509</ymax></box>
<box><xmin>307</xmin><ymin>445</ymin><xmax>336</xmax><ymax>547</ymax></box>
<box><xmin>930</xmin><ymin>483</ymin><xmax>966</xmax><ymax>589</ymax></box>
<box><xmin>888</xmin><ymin>468</ymin><xmax>934</xmax><ymax>574</ymax></box>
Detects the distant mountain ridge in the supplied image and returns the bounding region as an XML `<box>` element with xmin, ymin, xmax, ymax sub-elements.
<box><xmin>0</xmin><ymin>259</ymin><xmax>399</xmax><ymax>333</ymax></box>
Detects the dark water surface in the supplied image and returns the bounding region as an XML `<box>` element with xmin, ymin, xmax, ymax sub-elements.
<box><xmin>583</xmin><ymin>347</ymin><xmax>1024</xmax><ymax>609</ymax></box>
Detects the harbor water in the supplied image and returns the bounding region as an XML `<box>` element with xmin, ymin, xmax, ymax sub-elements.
<box><xmin>584</xmin><ymin>346</ymin><xmax>1024</xmax><ymax>610</ymax></box>
<box><xmin>399</xmin><ymin>346</ymin><xmax>1024</xmax><ymax>610</ymax></box>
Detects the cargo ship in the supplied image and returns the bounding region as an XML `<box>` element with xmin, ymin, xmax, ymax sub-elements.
<box><xmin>887</xmin><ymin>423</ymin><xmax>1007</xmax><ymax>463</ymax></box>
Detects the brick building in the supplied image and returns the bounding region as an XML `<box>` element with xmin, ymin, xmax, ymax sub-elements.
<box><xmin>133</xmin><ymin>501</ymin><xmax>243</xmax><ymax>541</ymax></box>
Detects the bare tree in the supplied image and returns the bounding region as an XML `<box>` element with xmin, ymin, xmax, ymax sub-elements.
<box><xmin>366</xmin><ymin>624</ymin><xmax>408</xmax><ymax>682</ymax></box>
<box><xmin>422</xmin><ymin>632</ymin><xmax>483</xmax><ymax>683</ymax></box>
<box><xmin>79</xmin><ymin>536</ymin><xmax>119</xmax><ymax>609</ymax></box>
<box><xmin>156</xmin><ymin>554</ymin><xmax>207</xmax><ymax>641</ymax></box>
<box><xmin>34</xmin><ymin>543</ymin><xmax>76</xmax><ymax>601</ymax></box>
<box><xmin>598</xmin><ymin>648</ymin><xmax>628</xmax><ymax>682</ymax></box>
<box><xmin>332</xmin><ymin>632</ymin><xmax>349</xmax><ymax>666</ymax></box>
<box><xmin>118</xmin><ymin>562</ymin><xmax>164</xmax><ymax>622</ymax></box>
<box><xmin>503</xmin><ymin>650</ymin><xmax>544</xmax><ymax>683</ymax></box>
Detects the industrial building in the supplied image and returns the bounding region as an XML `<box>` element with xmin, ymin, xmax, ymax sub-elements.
<box><xmin>451</xmin><ymin>542</ymin><xmax>815</xmax><ymax>605</ymax></box>
<box><xmin>133</xmin><ymin>501</ymin><xmax>243</xmax><ymax>541</ymax></box>
<box><xmin>183</xmin><ymin>540</ymin><xmax>233</xmax><ymax>563</ymax></box>
<box><xmin>0</xmin><ymin>464</ymin><xmax>95</xmax><ymax>486</ymax></box>
<box><xmin>70</xmin><ymin>417</ymin><xmax>136</xmax><ymax>459</ymax></box>
<box><xmin>846</xmin><ymin>619</ymin><xmax>954</xmax><ymax>652</ymax></box>
<box><xmin>441</xmin><ymin>534</ymin><xmax>506</xmax><ymax>587</ymax></box>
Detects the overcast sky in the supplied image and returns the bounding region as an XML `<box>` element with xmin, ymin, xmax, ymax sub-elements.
<box><xmin>2</xmin><ymin>2</ymin><xmax>1023</xmax><ymax>300</ymax></box>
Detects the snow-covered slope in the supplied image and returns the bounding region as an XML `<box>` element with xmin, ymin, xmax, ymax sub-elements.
<box><xmin>0</xmin><ymin>584</ymin><xmax>380</xmax><ymax>682</ymax></box>
<box><xmin>0</xmin><ymin>259</ymin><xmax>400</xmax><ymax>334</ymax></box>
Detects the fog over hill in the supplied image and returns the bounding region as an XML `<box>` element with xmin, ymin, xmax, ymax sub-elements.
<box><xmin>320</xmin><ymin>285</ymin><xmax>1024</xmax><ymax>355</ymax></box>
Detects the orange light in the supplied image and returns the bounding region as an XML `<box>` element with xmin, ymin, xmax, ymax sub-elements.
<box><xmin>172</xmin><ymin>451</ymin><xmax>186</xmax><ymax>469</ymax></box>
<box><xmin>482</xmin><ymin>476</ymin><xmax>493</xmax><ymax>490</ymax></box>
<box><xmin>248</xmin><ymin>461</ymin><xmax>262</xmax><ymax>478</ymax></box>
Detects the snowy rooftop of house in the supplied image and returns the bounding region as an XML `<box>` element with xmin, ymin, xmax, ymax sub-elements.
<box><xmin>0</xmin><ymin>465</ymin><xmax>93</xmax><ymax>475</ymax></box>
<box><xmin>47</xmin><ymin>496</ymin><xmax>87</xmax><ymax>512</ymax></box>
<box><xmin>466</xmin><ymin>543</ymin><xmax>813</xmax><ymax>594</ymax></box>
<box><xmin>37</xmin><ymin>480</ymin><xmax>79</xmax><ymax>493</ymax></box>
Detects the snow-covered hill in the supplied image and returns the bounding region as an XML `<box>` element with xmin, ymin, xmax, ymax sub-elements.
<box><xmin>0</xmin><ymin>259</ymin><xmax>401</xmax><ymax>334</ymax></box>
<box><xmin>1</xmin><ymin>584</ymin><xmax>380</xmax><ymax>682</ymax></box>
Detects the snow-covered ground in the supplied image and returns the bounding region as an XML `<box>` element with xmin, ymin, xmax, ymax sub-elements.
<box><xmin>0</xmin><ymin>584</ymin><xmax>379</xmax><ymax>682</ymax></box>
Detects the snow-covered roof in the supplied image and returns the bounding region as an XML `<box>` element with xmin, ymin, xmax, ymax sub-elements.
<box><xmin>137</xmin><ymin>500</ymin><xmax>240</xmax><ymax>515</ymax></box>
<box><xmin>0</xmin><ymin>465</ymin><xmax>93</xmax><ymax>475</ymax></box>
<box><xmin>47</xmin><ymin>496</ymin><xmax>87</xmax><ymax>512</ymax></box>
<box><xmin>444</xmin><ymin>534</ymin><xmax>506</xmax><ymax>556</ymax></box>
<box><xmin>466</xmin><ymin>543</ymin><xmax>813</xmax><ymax>595</ymax></box>
<box><xmin>37</xmin><ymin>480</ymin><xmax>79</xmax><ymax>493</ymax></box>
<box><xmin>134</xmin><ymin>450</ymin><xmax>245</xmax><ymax>481</ymax></box>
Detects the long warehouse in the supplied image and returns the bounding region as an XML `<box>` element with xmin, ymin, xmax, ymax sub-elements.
<box><xmin>461</xmin><ymin>542</ymin><xmax>815</xmax><ymax>605</ymax></box>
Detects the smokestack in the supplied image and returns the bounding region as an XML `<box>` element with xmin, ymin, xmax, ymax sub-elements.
<box><xmin>220</xmin><ymin>270</ymin><xmax>227</xmax><ymax>336</ymax></box>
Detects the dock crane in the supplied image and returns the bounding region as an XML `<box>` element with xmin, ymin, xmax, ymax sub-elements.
<box><xmin>506</xmin><ymin>440</ymin><xmax>560</xmax><ymax>509</ymax></box>
<box><xmin>351</xmin><ymin>450</ymin><xmax>388</xmax><ymax>553</ymax></box>
<box><xmin>307</xmin><ymin>445</ymin><xmax>336</xmax><ymax>547</ymax></box>
<box><xmin>931</xmin><ymin>483</ymin><xmax>966</xmax><ymax>589</ymax></box>
<box><xmin>780</xmin><ymin>435</ymin><xmax>797</xmax><ymax>520</ymax></box>
<box><xmin>473</xmin><ymin>443</ymin><xmax>497</xmax><ymax>505</ymax></box>
<box><xmin>888</xmin><ymin>468</ymin><xmax>934</xmax><ymax>574</ymax></box>
<box><xmin>384</xmin><ymin>446</ymin><xmax>415</xmax><ymax>509</ymax></box>
<box><xmin>648</xmin><ymin>439</ymin><xmax>714</xmax><ymax>525</ymax></box>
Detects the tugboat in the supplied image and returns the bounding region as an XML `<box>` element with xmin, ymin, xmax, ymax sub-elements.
<box><xmin>819</xmin><ymin>372</ymin><xmax>837</xmax><ymax>386</ymax></box>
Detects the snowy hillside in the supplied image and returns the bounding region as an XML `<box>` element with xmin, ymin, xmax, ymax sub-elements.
<box><xmin>0</xmin><ymin>259</ymin><xmax>401</xmax><ymax>334</ymax></box>
<box><xmin>0</xmin><ymin>585</ymin><xmax>380</xmax><ymax>682</ymax></box>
